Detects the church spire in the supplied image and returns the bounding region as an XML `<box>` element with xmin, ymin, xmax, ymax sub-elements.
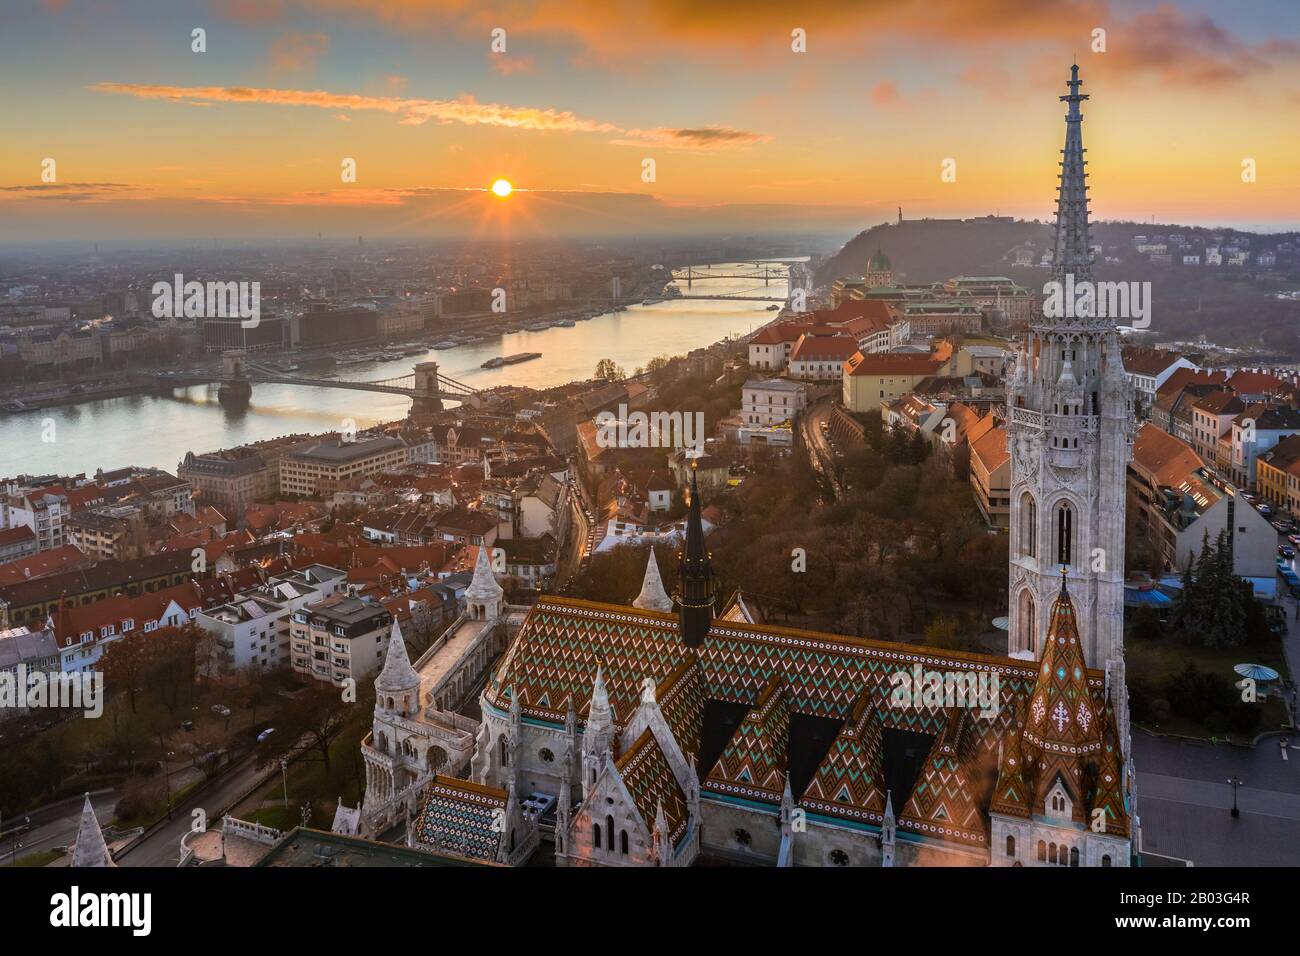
<box><xmin>1052</xmin><ymin>63</ymin><xmax>1092</xmax><ymax>282</ymax></box>
<box><xmin>633</xmin><ymin>549</ymin><xmax>673</xmax><ymax>612</ymax></box>
<box><xmin>675</xmin><ymin>461</ymin><xmax>714</xmax><ymax>648</ymax></box>
<box><xmin>72</xmin><ymin>793</ymin><xmax>115</xmax><ymax>867</ymax></box>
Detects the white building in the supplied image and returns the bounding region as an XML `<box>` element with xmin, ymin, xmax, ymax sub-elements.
<box><xmin>741</xmin><ymin>378</ymin><xmax>807</xmax><ymax>427</ymax></box>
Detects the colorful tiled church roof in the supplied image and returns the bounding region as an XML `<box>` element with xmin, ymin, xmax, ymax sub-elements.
<box><xmin>412</xmin><ymin>777</ymin><xmax>508</xmax><ymax>862</ymax></box>
<box><xmin>1088</xmin><ymin>702</ymin><xmax>1131</xmax><ymax>838</ymax></box>
<box><xmin>617</xmin><ymin>728</ymin><xmax>689</xmax><ymax>846</ymax></box>
<box><xmin>902</xmin><ymin>709</ymin><xmax>987</xmax><ymax>847</ymax></box>
<box><xmin>656</xmin><ymin>655</ymin><xmax>705</xmax><ymax>762</ymax></box>
<box><xmin>1024</xmin><ymin>575</ymin><xmax>1102</xmax><ymax>821</ymax></box>
<box><xmin>485</xmin><ymin>595</ymin><xmax>1113</xmax><ymax>849</ymax></box>
<box><xmin>705</xmin><ymin>673</ymin><xmax>790</xmax><ymax>804</ymax></box>
<box><xmin>989</xmin><ymin>707</ymin><xmax>1032</xmax><ymax>819</ymax></box>
<box><xmin>800</xmin><ymin>688</ymin><xmax>887</xmax><ymax>824</ymax></box>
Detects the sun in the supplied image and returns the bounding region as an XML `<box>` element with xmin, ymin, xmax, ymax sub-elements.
<box><xmin>490</xmin><ymin>178</ymin><xmax>513</xmax><ymax>198</ymax></box>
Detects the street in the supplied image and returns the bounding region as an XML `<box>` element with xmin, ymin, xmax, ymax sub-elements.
<box><xmin>800</xmin><ymin>399</ymin><xmax>843</xmax><ymax>500</ymax></box>
<box><xmin>114</xmin><ymin>754</ymin><xmax>277</xmax><ymax>867</ymax></box>
<box><xmin>1134</xmin><ymin>731</ymin><xmax>1300</xmax><ymax>865</ymax></box>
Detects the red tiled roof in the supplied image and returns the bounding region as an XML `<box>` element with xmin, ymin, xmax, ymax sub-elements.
<box><xmin>0</xmin><ymin>544</ymin><xmax>91</xmax><ymax>587</ymax></box>
<box><xmin>1227</xmin><ymin>370</ymin><xmax>1286</xmax><ymax>395</ymax></box>
<box><xmin>845</xmin><ymin>352</ymin><xmax>944</xmax><ymax>377</ymax></box>
<box><xmin>789</xmin><ymin>334</ymin><xmax>859</xmax><ymax>363</ymax></box>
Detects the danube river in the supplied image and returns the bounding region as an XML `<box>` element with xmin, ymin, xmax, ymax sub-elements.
<box><xmin>0</xmin><ymin>264</ymin><xmax>794</xmax><ymax>476</ymax></box>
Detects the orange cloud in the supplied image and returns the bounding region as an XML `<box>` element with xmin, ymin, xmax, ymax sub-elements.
<box><xmin>88</xmin><ymin>82</ymin><xmax>770</xmax><ymax>150</ymax></box>
<box><xmin>611</xmin><ymin>126</ymin><xmax>771</xmax><ymax>151</ymax></box>
<box><xmin>89</xmin><ymin>82</ymin><xmax>621</xmax><ymax>133</ymax></box>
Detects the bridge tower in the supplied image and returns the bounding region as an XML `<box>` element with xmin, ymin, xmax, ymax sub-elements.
<box><xmin>218</xmin><ymin>350</ymin><xmax>252</xmax><ymax>406</ymax></box>
<box><xmin>411</xmin><ymin>361</ymin><xmax>444</xmax><ymax>418</ymax></box>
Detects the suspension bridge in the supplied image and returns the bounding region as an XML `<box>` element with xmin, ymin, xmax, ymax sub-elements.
<box><xmin>157</xmin><ymin>353</ymin><xmax>480</xmax><ymax>413</ymax></box>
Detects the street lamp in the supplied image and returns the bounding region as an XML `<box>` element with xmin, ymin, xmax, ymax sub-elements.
<box><xmin>281</xmin><ymin>759</ymin><xmax>289</xmax><ymax>810</ymax></box>
<box><xmin>1228</xmin><ymin>775</ymin><xmax>1242</xmax><ymax>818</ymax></box>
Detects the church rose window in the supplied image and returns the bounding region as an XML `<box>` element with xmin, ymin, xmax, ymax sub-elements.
<box><xmin>829</xmin><ymin>849</ymin><xmax>849</xmax><ymax>866</ymax></box>
<box><xmin>540</xmin><ymin>748</ymin><xmax>555</xmax><ymax>762</ymax></box>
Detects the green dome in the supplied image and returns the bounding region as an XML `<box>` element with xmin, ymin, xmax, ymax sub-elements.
<box><xmin>867</xmin><ymin>248</ymin><xmax>892</xmax><ymax>272</ymax></box>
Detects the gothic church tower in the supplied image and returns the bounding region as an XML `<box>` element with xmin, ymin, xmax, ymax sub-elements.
<box><xmin>1006</xmin><ymin>64</ymin><xmax>1134</xmax><ymax>754</ymax></box>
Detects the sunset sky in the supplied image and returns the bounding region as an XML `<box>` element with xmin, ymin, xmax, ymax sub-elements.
<box><xmin>3</xmin><ymin>0</ymin><xmax>1299</xmax><ymax>239</ymax></box>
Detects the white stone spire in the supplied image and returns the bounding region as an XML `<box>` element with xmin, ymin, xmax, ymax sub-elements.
<box><xmin>589</xmin><ymin>663</ymin><xmax>611</xmax><ymax>729</ymax></box>
<box><xmin>881</xmin><ymin>788</ymin><xmax>896</xmax><ymax>868</ymax></box>
<box><xmin>632</xmin><ymin>551</ymin><xmax>673</xmax><ymax>612</ymax></box>
<box><xmin>465</xmin><ymin>545</ymin><xmax>503</xmax><ymax>620</ymax></box>
<box><xmin>72</xmin><ymin>793</ymin><xmax>115</xmax><ymax>868</ymax></box>
<box><xmin>375</xmin><ymin>620</ymin><xmax>420</xmax><ymax>699</ymax></box>
<box><xmin>652</xmin><ymin>798</ymin><xmax>671</xmax><ymax>866</ymax></box>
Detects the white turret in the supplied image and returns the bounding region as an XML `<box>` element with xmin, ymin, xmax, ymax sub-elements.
<box><xmin>375</xmin><ymin>620</ymin><xmax>421</xmax><ymax>718</ymax></box>
<box><xmin>466</xmin><ymin>545</ymin><xmax>504</xmax><ymax>620</ymax></box>
<box><xmin>632</xmin><ymin>550</ymin><xmax>673</xmax><ymax>612</ymax></box>
<box><xmin>72</xmin><ymin>793</ymin><xmax>115</xmax><ymax>868</ymax></box>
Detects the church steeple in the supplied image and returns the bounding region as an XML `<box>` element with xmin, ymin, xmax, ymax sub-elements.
<box><xmin>1052</xmin><ymin>62</ymin><xmax>1092</xmax><ymax>282</ymax></box>
<box><xmin>675</xmin><ymin>461</ymin><xmax>714</xmax><ymax>648</ymax></box>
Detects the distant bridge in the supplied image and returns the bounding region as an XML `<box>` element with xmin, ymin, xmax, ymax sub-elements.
<box><xmin>158</xmin><ymin>353</ymin><xmax>479</xmax><ymax>412</ymax></box>
<box><xmin>671</xmin><ymin>265</ymin><xmax>788</xmax><ymax>288</ymax></box>
<box><xmin>669</xmin><ymin>294</ymin><xmax>787</xmax><ymax>302</ymax></box>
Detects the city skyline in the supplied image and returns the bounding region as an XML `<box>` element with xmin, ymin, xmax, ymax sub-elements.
<box><xmin>3</xmin><ymin>0</ymin><xmax>1300</xmax><ymax>239</ymax></box>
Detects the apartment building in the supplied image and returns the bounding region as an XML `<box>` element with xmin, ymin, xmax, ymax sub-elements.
<box><xmin>0</xmin><ymin>526</ymin><xmax>38</xmax><ymax>563</ymax></box>
<box><xmin>1189</xmin><ymin>391</ymin><xmax>1244</xmax><ymax>468</ymax></box>
<box><xmin>1230</xmin><ymin>406</ymin><xmax>1300</xmax><ymax>490</ymax></box>
<box><xmin>290</xmin><ymin>594</ymin><xmax>393</xmax><ymax>687</ymax></box>
<box><xmin>741</xmin><ymin>378</ymin><xmax>807</xmax><ymax>427</ymax></box>
<box><xmin>179</xmin><ymin>450</ymin><xmax>278</xmax><ymax>513</ymax></box>
<box><xmin>969</xmin><ymin>426</ymin><xmax>1011</xmax><ymax>530</ymax></box>
<box><xmin>199</xmin><ymin>565</ymin><xmax>346</xmax><ymax>674</ymax></box>
<box><xmin>842</xmin><ymin>352</ymin><xmax>949</xmax><ymax>412</ymax></box>
<box><xmin>66</xmin><ymin>507</ymin><xmax>146</xmax><ymax>562</ymax></box>
<box><xmin>1128</xmin><ymin>423</ymin><xmax>1276</xmax><ymax>587</ymax></box>
<box><xmin>280</xmin><ymin>435</ymin><xmax>411</xmax><ymax>498</ymax></box>
<box><xmin>2</xmin><ymin>489</ymin><xmax>68</xmax><ymax>551</ymax></box>
<box><xmin>1255</xmin><ymin>434</ymin><xmax>1300</xmax><ymax>517</ymax></box>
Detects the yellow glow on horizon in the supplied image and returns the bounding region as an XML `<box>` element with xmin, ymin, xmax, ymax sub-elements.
<box><xmin>491</xmin><ymin>178</ymin><xmax>514</xmax><ymax>198</ymax></box>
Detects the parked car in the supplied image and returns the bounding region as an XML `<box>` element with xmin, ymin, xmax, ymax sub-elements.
<box><xmin>179</xmin><ymin>720</ymin><xmax>194</xmax><ymax>731</ymax></box>
<box><xmin>256</xmin><ymin>728</ymin><xmax>276</xmax><ymax>743</ymax></box>
<box><xmin>211</xmin><ymin>704</ymin><xmax>231</xmax><ymax>717</ymax></box>
<box><xmin>1288</xmin><ymin>534</ymin><xmax>1300</xmax><ymax>547</ymax></box>
<box><xmin>1280</xmin><ymin>546</ymin><xmax>1295</xmax><ymax>559</ymax></box>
